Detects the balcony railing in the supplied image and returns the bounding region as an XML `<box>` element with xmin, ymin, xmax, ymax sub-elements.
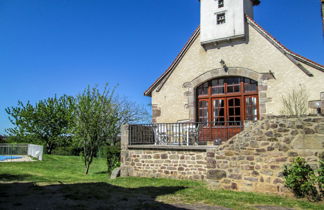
<box><xmin>128</xmin><ymin>121</ymin><xmax>243</xmax><ymax>146</ymax></box>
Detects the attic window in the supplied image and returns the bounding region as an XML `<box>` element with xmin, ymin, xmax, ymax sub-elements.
<box><xmin>217</xmin><ymin>13</ymin><xmax>226</xmax><ymax>24</ymax></box>
<box><xmin>218</xmin><ymin>0</ymin><xmax>224</xmax><ymax>8</ymax></box>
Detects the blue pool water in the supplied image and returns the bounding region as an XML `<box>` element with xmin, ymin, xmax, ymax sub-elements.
<box><xmin>0</xmin><ymin>156</ymin><xmax>23</xmax><ymax>161</ymax></box>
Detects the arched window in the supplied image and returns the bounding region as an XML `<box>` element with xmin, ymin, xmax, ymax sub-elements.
<box><xmin>196</xmin><ymin>76</ymin><xmax>259</xmax><ymax>125</ymax></box>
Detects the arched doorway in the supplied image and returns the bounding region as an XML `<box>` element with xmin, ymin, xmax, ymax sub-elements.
<box><xmin>196</xmin><ymin>76</ymin><xmax>259</xmax><ymax>141</ymax></box>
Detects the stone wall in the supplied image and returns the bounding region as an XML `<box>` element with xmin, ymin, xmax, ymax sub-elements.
<box><xmin>120</xmin><ymin>116</ymin><xmax>324</xmax><ymax>195</ymax></box>
<box><xmin>122</xmin><ymin>148</ymin><xmax>207</xmax><ymax>180</ymax></box>
<box><xmin>206</xmin><ymin>116</ymin><xmax>324</xmax><ymax>194</ymax></box>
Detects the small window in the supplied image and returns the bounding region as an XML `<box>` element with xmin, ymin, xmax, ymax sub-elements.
<box><xmin>217</xmin><ymin>13</ymin><xmax>226</xmax><ymax>25</ymax></box>
<box><xmin>218</xmin><ymin>0</ymin><xmax>224</xmax><ymax>8</ymax></box>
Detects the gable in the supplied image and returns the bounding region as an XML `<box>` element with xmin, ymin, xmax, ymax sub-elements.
<box><xmin>144</xmin><ymin>16</ymin><xmax>324</xmax><ymax>97</ymax></box>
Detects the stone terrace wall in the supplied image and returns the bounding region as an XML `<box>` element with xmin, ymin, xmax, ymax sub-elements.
<box><xmin>120</xmin><ymin>116</ymin><xmax>324</xmax><ymax>195</ymax></box>
<box><xmin>122</xmin><ymin>148</ymin><xmax>207</xmax><ymax>180</ymax></box>
<box><xmin>206</xmin><ymin>116</ymin><xmax>324</xmax><ymax>194</ymax></box>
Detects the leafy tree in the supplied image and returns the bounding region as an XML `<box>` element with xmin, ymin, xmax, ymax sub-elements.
<box><xmin>74</xmin><ymin>85</ymin><xmax>149</xmax><ymax>174</ymax></box>
<box><xmin>5</xmin><ymin>95</ymin><xmax>75</xmax><ymax>154</ymax></box>
<box><xmin>74</xmin><ymin>85</ymin><xmax>118</xmax><ymax>174</ymax></box>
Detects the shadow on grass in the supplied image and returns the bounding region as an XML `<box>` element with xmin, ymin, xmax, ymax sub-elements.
<box><xmin>0</xmin><ymin>174</ymin><xmax>32</xmax><ymax>182</ymax></box>
<box><xmin>94</xmin><ymin>171</ymin><xmax>108</xmax><ymax>175</ymax></box>
<box><xmin>0</xmin><ymin>182</ymin><xmax>188</xmax><ymax>210</ymax></box>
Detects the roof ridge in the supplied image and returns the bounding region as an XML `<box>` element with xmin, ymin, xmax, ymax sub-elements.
<box><xmin>246</xmin><ymin>15</ymin><xmax>324</xmax><ymax>70</ymax></box>
<box><xmin>144</xmin><ymin>26</ymin><xmax>200</xmax><ymax>96</ymax></box>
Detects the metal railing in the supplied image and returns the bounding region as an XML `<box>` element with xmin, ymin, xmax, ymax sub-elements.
<box><xmin>0</xmin><ymin>144</ymin><xmax>28</xmax><ymax>155</ymax></box>
<box><xmin>0</xmin><ymin>143</ymin><xmax>44</xmax><ymax>161</ymax></box>
<box><xmin>128</xmin><ymin>121</ymin><xmax>243</xmax><ymax>146</ymax></box>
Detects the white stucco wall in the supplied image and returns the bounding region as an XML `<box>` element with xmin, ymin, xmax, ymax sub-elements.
<box><xmin>151</xmin><ymin>23</ymin><xmax>324</xmax><ymax>123</ymax></box>
<box><xmin>200</xmin><ymin>0</ymin><xmax>253</xmax><ymax>44</ymax></box>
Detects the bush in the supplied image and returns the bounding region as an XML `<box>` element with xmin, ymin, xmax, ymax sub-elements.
<box><xmin>317</xmin><ymin>160</ymin><xmax>324</xmax><ymax>197</ymax></box>
<box><xmin>106</xmin><ymin>146</ymin><xmax>121</xmax><ymax>174</ymax></box>
<box><xmin>283</xmin><ymin>157</ymin><xmax>321</xmax><ymax>201</ymax></box>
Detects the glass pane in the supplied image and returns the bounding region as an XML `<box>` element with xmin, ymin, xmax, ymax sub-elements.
<box><xmin>226</xmin><ymin>77</ymin><xmax>241</xmax><ymax>84</ymax></box>
<box><xmin>213</xmin><ymin>99</ymin><xmax>225</xmax><ymax>123</ymax></box>
<box><xmin>244</xmin><ymin>78</ymin><xmax>257</xmax><ymax>92</ymax></box>
<box><xmin>229</xmin><ymin>108</ymin><xmax>234</xmax><ymax>116</ymax></box>
<box><xmin>245</xmin><ymin>96</ymin><xmax>258</xmax><ymax>121</ymax></box>
<box><xmin>212</xmin><ymin>79</ymin><xmax>224</xmax><ymax>95</ymax></box>
<box><xmin>228</xmin><ymin>99</ymin><xmax>234</xmax><ymax>106</ymax></box>
<box><xmin>198</xmin><ymin>100</ymin><xmax>208</xmax><ymax>123</ymax></box>
<box><xmin>235</xmin><ymin>107</ymin><xmax>240</xmax><ymax>115</ymax></box>
<box><xmin>227</xmin><ymin>85</ymin><xmax>240</xmax><ymax>93</ymax></box>
<box><xmin>212</xmin><ymin>87</ymin><xmax>224</xmax><ymax>95</ymax></box>
<box><xmin>197</xmin><ymin>82</ymin><xmax>208</xmax><ymax>96</ymax></box>
<box><xmin>235</xmin><ymin>98</ymin><xmax>240</xmax><ymax>106</ymax></box>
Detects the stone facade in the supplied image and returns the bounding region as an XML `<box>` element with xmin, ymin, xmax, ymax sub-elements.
<box><xmin>122</xmin><ymin>148</ymin><xmax>207</xmax><ymax>180</ymax></box>
<box><xmin>121</xmin><ymin>116</ymin><xmax>324</xmax><ymax>195</ymax></box>
<box><xmin>206</xmin><ymin>116</ymin><xmax>324</xmax><ymax>194</ymax></box>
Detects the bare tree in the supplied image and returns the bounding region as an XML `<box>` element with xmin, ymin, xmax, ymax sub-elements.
<box><xmin>280</xmin><ymin>85</ymin><xmax>309</xmax><ymax>116</ymax></box>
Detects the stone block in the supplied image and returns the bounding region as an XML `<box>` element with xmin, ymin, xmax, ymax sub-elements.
<box><xmin>207</xmin><ymin>159</ymin><xmax>216</xmax><ymax>168</ymax></box>
<box><xmin>207</xmin><ymin>152</ymin><xmax>215</xmax><ymax>157</ymax></box>
<box><xmin>110</xmin><ymin>167</ymin><xmax>121</xmax><ymax>179</ymax></box>
<box><xmin>275</xmin><ymin>157</ymin><xmax>287</xmax><ymax>162</ymax></box>
<box><xmin>244</xmin><ymin>177</ymin><xmax>258</xmax><ymax>182</ymax></box>
<box><xmin>161</xmin><ymin>154</ymin><xmax>168</xmax><ymax>159</ymax></box>
<box><xmin>304</xmin><ymin>128</ymin><xmax>315</xmax><ymax>135</ymax></box>
<box><xmin>252</xmin><ymin>171</ymin><xmax>259</xmax><ymax>176</ymax></box>
<box><xmin>291</xmin><ymin>135</ymin><xmax>324</xmax><ymax>149</ymax></box>
<box><xmin>288</xmin><ymin>151</ymin><xmax>298</xmax><ymax>157</ymax></box>
<box><xmin>229</xmin><ymin>174</ymin><xmax>242</xmax><ymax>180</ymax></box>
<box><xmin>207</xmin><ymin>170</ymin><xmax>227</xmax><ymax>180</ymax></box>
<box><xmin>247</xmin><ymin>156</ymin><xmax>254</xmax><ymax>161</ymax></box>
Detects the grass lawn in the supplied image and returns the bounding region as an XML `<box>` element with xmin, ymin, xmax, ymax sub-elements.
<box><xmin>0</xmin><ymin>155</ymin><xmax>323</xmax><ymax>210</ymax></box>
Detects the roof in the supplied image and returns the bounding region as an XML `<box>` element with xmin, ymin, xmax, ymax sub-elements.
<box><xmin>144</xmin><ymin>16</ymin><xmax>324</xmax><ymax>97</ymax></box>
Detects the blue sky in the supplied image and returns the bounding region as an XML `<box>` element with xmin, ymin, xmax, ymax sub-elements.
<box><xmin>0</xmin><ymin>0</ymin><xmax>323</xmax><ymax>134</ymax></box>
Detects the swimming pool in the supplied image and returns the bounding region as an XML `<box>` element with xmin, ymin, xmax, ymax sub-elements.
<box><xmin>0</xmin><ymin>156</ymin><xmax>23</xmax><ymax>161</ymax></box>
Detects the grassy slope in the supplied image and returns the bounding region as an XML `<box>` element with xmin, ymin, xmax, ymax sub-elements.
<box><xmin>0</xmin><ymin>155</ymin><xmax>323</xmax><ymax>210</ymax></box>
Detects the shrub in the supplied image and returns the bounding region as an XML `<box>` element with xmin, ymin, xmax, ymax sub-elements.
<box><xmin>106</xmin><ymin>146</ymin><xmax>121</xmax><ymax>174</ymax></box>
<box><xmin>283</xmin><ymin>157</ymin><xmax>320</xmax><ymax>201</ymax></box>
<box><xmin>280</xmin><ymin>85</ymin><xmax>309</xmax><ymax>116</ymax></box>
<box><xmin>317</xmin><ymin>160</ymin><xmax>324</xmax><ymax>197</ymax></box>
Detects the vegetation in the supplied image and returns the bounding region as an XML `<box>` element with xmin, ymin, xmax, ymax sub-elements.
<box><xmin>5</xmin><ymin>95</ymin><xmax>75</xmax><ymax>154</ymax></box>
<box><xmin>0</xmin><ymin>155</ymin><xmax>323</xmax><ymax>210</ymax></box>
<box><xmin>283</xmin><ymin>157</ymin><xmax>324</xmax><ymax>201</ymax></box>
<box><xmin>280</xmin><ymin>85</ymin><xmax>309</xmax><ymax>116</ymax></box>
<box><xmin>106</xmin><ymin>145</ymin><xmax>121</xmax><ymax>173</ymax></box>
<box><xmin>5</xmin><ymin>85</ymin><xmax>148</xmax><ymax>174</ymax></box>
<box><xmin>0</xmin><ymin>135</ymin><xmax>6</xmax><ymax>143</ymax></box>
<box><xmin>74</xmin><ymin>85</ymin><xmax>118</xmax><ymax>174</ymax></box>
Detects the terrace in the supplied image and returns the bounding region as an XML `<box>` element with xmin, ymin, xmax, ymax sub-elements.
<box><xmin>127</xmin><ymin>121</ymin><xmax>244</xmax><ymax>147</ymax></box>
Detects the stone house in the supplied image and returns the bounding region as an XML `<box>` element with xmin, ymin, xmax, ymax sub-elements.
<box><xmin>144</xmin><ymin>0</ymin><xmax>324</xmax><ymax>134</ymax></box>
<box><xmin>120</xmin><ymin>0</ymin><xmax>324</xmax><ymax>195</ymax></box>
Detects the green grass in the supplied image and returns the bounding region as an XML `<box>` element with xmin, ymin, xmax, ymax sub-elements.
<box><xmin>0</xmin><ymin>155</ymin><xmax>108</xmax><ymax>183</ymax></box>
<box><xmin>0</xmin><ymin>155</ymin><xmax>323</xmax><ymax>210</ymax></box>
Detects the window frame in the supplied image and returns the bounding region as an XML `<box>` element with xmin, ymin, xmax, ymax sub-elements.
<box><xmin>216</xmin><ymin>13</ymin><xmax>226</xmax><ymax>25</ymax></box>
<box><xmin>218</xmin><ymin>0</ymin><xmax>224</xmax><ymax>8</ymax></box>
<box><xmin>196</xmin><ymin>77</ymin><xmax>259</xmax><ymax>125</ymax></box>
